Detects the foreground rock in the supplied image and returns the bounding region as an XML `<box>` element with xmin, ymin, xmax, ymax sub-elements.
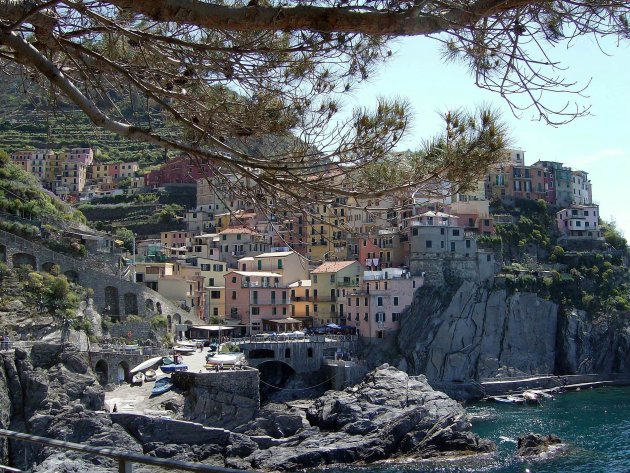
<box><xmin>239</xmin><ymin>364</ymin><xmax>494</xmax><ymax>470</ymax></box>
<box><xmin>517</xmin><ymin>433</ymin><xmax>562</xmax><ymax>456</ymax></box>
<box><xmin>1</xmin><ymin>347</ymin><xmax>492</xmax><ymax>472</ymax></box>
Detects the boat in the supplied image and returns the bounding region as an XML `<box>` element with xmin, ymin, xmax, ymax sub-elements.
<box><xmin>131</xmin><ymin>372</ymin><xmax>144</xmax><ymax>385</ymax></box>
<box><xmin>130</xmin><ymin>356</ymin><xmax>163</xmax><ymax>374</ymax></box>
<box><xmin>161</xmin><ymin>363</ymin><xmax>188</xmax><ymax>373</ymax></box>
<box><xmin>174</xmin><ymin>346</ymin><xmax>196</xmax><ymax>355</ymax></box>
<box><xmin>124</xmin><ymin>344</ymin><xmax>139</xmax><ymax>351</ymax></box>
<box><xmin>492</xmin><ymin>395</ymin><xmax>526</xmax><ymax>404</ymax></box>
<box><xmin>162</xmin><ymin>357</ymin><xmax>174</xmax><ymax>366</ymax></box>
<box><xmin>205</xmin><ymin>352</ymin><xmax>246</xmax><ymax>367</ymax></box>
<box><xmin>144</xmin><ymin>369</ymin><xmax>157</xmax><ymax>382</ymax></box>
<box><xmin>176</xmin><ymin>340</ymin><xmax>197</xmax><ymax>348</ymax></box>
<box><xmin>151</xmin><ymin>377</ymin><xmax>173</xmax><ymax>396</ymax></box>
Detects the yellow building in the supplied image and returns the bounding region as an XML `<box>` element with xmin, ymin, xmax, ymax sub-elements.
<box><xmin>310</xmin><ymin>260</ymin><xmax>363</xmax><ymax>326</ymax></box>
<box><xmin>305</xmin><ymin>198</ymin><xmax>349</xmax><ymax>263</ymax></box>
<box><xmin>289</xmin><ymin>279</ymin><xmax>313</xmax><ymax>325</ymax></box>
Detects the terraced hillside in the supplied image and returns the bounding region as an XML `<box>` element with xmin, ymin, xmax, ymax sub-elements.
<box><xmin>0</xmin><ymin>75</ymin><xmax>176</xmax><ymax>166</ymax></box>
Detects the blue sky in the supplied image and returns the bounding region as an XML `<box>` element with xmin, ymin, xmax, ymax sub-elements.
<box><xmin>342</xmin><ymin>35</ymin><xmax>630</xmax><ymax>237</ymax></box>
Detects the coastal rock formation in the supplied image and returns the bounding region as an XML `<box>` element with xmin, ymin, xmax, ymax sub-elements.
<box><xmin>398</xmin><ymin>281</ymin><xmax>558</xmax><ymax>381</ymax></box>
<box><xmin>0</xmin><ymin>345</ymin><xmax>141</xmax><ymax>472</ymax></box>
<box><xmin>397</xmin><ymin>281</ymin><xmax>630</xmax><ymax>383</ymax></box>
<box><xmin>242</xmin><ymin>364</ymin><xmax>494</xmax><ymax>470</ymax></box>
<box><xmin>516</xmin><ymin>433</ymin><xmax>562</xmax><ymax>456</ymax></box>
<box><xmin>1</xmin><ymin>350</ymin><xmax>492</xmax><ymax>472</ymax></box>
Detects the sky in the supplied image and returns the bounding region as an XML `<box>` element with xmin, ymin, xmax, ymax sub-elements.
<box><xmin>340</xmin><ymin>34</ymin><xmax>630</xmax><ymax>237</ymax></box>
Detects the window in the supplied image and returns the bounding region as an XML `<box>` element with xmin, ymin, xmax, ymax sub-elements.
<box><xmin>213</xmin><ymin>264</ymin><xmax>223</xmax><ymax>271</ymax></box>
<box><xmin>330</xmin><ymin>274</ymin><xmax>335</xmax><ymax>283</ymax></box>
<box><xmin>466</xmin><ymin>240</ymin><xmax>471</xmax><ymax>248</ymax></box>
<box><xmin>313</xmin><ymin>275</ymin><xmax>318</xmax><ymax>283</ymax></box>
<box><xmin>412</xmin><ymin>228</ymin><xmax>418</xmax><ymax>236</ymax></box>
<box><xmin>231</xmin><ymin>291</ymin><xmax>236</xmax><ymax>299</ymax></box>
<box><xmin>307</xmin><ymin>348</ymin><xmax>313</xmax><ymax>358</ymax></box>
<box><xmin>313</xmin><ymin>303</ymin><xmax>318</xmax><ymax>313</ymax></box>
<box><xmin>257</xmin><ymin>260</ymin><xmax>262</xmax><ymax>270</ymax></box>
<box><xmin>285</xmin><ymin>348</ymin><xmax>291</xmax><ymax>358</ymax></box>
<box><xmin>355</xmin><ymin>298</ymin><xmax>360</xmax><ymax>306</ymax></box>
<box><xmin>278</xmin><ymin>259</ymin><xmax>283</xmax><ymax>269</ymax></box>
<box><xmin>440</xmin><ymin>228</ymin><xmax>445</xmax><ymax>235</ymax></box>
<box><xmin>251</xmin><ymin>307</ymin><xmax>260</xmax><ymax>315</ymax></box>
<box><xmin>451</xmin><ymin>242</ymin><xmax>456</xmax><ymax>252</ymax></box>
<box><xmin>231</xmin><ymin>276</ymin><xmax>237</xmax><ymax>283</ymax></box>
<box><xmin>236</xmin><ymin>234</ymin><xmax>242</xmax><ymax>240</ymax></box>
<box><xmin>392</xmin><ymin>313</ymin><xmax>401</xmax><ymax>322</ymax></box>
<box><xmin>394</xmin><ymin>297</ymin><xmax>399</xmax><ymax>306</ymax></box>
<box><xmin>211</xmin><ymin>291</ymin><xmax>221</xmax><ymax>299</ymax></box>
<box><xmin>426</xmin><ymin>240</ymin><xmax>432</xmax><ymax>249</ymax></box>
<box><xmin>452</xmin><ymin>229</ymin><xmax>460</xmax><ymax>236</ymax></box>
<box><xmin>213</xmin><ymin>308</ymin><xmax>219</xmax><ymax>316</ymax></box>
<box><xmin>377</xmin><ymin>297</ymin><xmax>383</xmax><ymax>306</ymax></box>
<box><xmin>200</xmin><ymin>264</ymin><xmax>211</xmax><ymax>271</ymax></box>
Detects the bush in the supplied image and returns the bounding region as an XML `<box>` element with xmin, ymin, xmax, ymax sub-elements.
<box><xmin>150</xmin><ymin>315</ymin><xmax>168</xmax><ymax>330</ymax></box>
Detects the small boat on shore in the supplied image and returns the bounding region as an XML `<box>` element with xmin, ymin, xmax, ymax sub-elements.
<box><xmin>130</xmin><ymin>356</ymin><xmax>162</xmax><ymax>374</ymax></box>
<box><xmin>131</xmin><ymin>372</ymin><xmax>144</xmax><ymax>386</ymax></box>
<box><xmin>174</xmin><ymin>346</ymin><xmax>196</xmax><ymax>355</ymax></box>
<box><xmin>162</xmin><ymin>357</ymin><xmax>174</xmax><ymax>366</ymax></box>
<box><xmin>176</xmin><ymin>340</ymin><xmax>197</xmax><ymax>348</ymax></box>
<box><xmin>161</xmin><ymin>363</ymin><xmax>188</xmax><ymax>373</ymax></box>
<box><xmin>144</xmin><ymin>369</ymin><xmax>157</xmax><ymax>382</ymax></box>
<box><xmin>151</xmin><ymin>377</ymin><xmax>173</xmax><ymax>396</ymax></box>
<box><xmin>205</xmin><ymin>352</ymin><xmax>246</xmax><ymax>367</ymax></box>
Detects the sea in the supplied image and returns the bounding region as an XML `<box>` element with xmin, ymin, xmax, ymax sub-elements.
<box><xmin>325</xmin><ymin>386</ymin><xmax>630</xmax><ymax>473</ymax></box>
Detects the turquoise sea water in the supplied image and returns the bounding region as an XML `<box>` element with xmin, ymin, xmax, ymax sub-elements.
<box><xmin>328</xmin><ymin>386</ymin><xmax>630</xmax><ymax>473</ymax></box>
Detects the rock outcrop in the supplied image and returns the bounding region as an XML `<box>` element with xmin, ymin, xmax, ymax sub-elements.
<box><xmin>398</xmin><ymin>281</ymin><xmax>558</xmax><ymax>381</ymax></box>
<box><xmin>396</xmin><ymin>281</ymin><xmax>630</xmax><ymax>383</ymax></box>
<box><xmin>516</xmin><ymin>433</ymin><xmax>562</xmax><ymax>456</ymax></box>
<box><xmin>0</xmin><ymin>345</ymin><xmax>142</xmax><ymax>472</ymax></box>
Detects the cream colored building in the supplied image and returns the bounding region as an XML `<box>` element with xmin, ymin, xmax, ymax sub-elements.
<box><xmin>310</xmin><ymin>260</ymin><xmax>363</xmax><ymax>326</ymax></box>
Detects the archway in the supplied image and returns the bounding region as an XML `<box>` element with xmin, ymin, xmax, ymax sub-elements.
<box><xmin>64</xmin><ymin>270</ymin><xmax>79</xmax><ymax>282</ymax></box>
<box><xmin>248</xmin><ymin>348</ymin><xmax>275</xmax><ymax>359</ymax></box>
<box><xmin>257</xmin><ymin>360</ymin><xmax>297</xmax><ymax>403</ymax></box>
<box><xmin>156</xmin><ymin>302</ymin><xmax>162</xmax><ymax>314</ymax></box>
<box><xmin>104</xmin><ymin>286</ymin><xmax>120</xmax><ymax>315</ymax></box>
<box><xmin>184</xmin><ymin>320</ymin><xmax>193</xmax><ymax>326</ymax></box>
<box><xmin>94</xmin><ymin>359</ymin><xmax>108</xmax><ymax>386</ymax></box>
<box><xmin>0</xmin><ymin>243</ymin><xmax>5</xmax><ymax>263</ymax></box>
<box><xmin>12</xmin><ymin>252</ymin><xmax>36</xmax><ymax>269</ymax></box>
<box><xmin>145</xmin><ymin>299</ymin><xmax>155</xmax><ymax>312</ymax></box>
<box><xmin>167</xmin><ymin>314</ymin><xmax>172</xmax><ymax>330</ymax></box>
<box><xmin>117</xmin><ymin>361</ymin><xmax>129</xmax><ymax>384</ymax></box>
<box><xmin>124</xmin><ymin>293</ymin><xmax>138</xmax><ymax>315</ymax></box>
<box><xmin>174</xmin><ymin>313</ymin><xmax>182</xmax><ymax>325</ymax></box>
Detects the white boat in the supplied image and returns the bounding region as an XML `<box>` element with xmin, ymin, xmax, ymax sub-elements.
<box><xmin>176</xmin><ymin>340</ymin><xmax>197</xmax><ymax>348</ymax></box>
<box><xmin>131</xmin><ymin>372</ymin><xmax>144</xmax><ymax>385</ymax></box>
<box><xmin>174</xmin><ymin>346</ymin><xmax>196</xmax><ymax>354</ymax></box>
<box><xmin>144</xmin><ymin>369</ymin><xmax>157</xmax><ymax>382</ymax></box>
<box><xmin>130</xmin><ymin>356</ymin><xmax>163</xmax><ymax>374</ymax></box>
<box><xmin>205</xmin><ymin>352</ymin><xmax>246</xmax><ymax>367</ymax></box>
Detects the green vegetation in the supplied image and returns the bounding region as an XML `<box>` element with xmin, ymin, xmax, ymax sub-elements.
<box><xmin>13</xmin><ymin>265</ymin><xmax>92</xmax><ymax>332</ymax></box>
<box><xmin>0</xmin><ymin>151</ymin><xmax>86</xmax><ymax>226</ymax></box>
<box><xmin>114</xmin><ymin>227</ymin><xmax>135</xmax><ymax>252</ymax></box>
<box><xmin>0</xmin><ymin>76</ymin><xmax>177</xmax><ymax>166</ymax></box>
<box><xmin>492</xmin><ymin>200</ymin><xmax>630</xmax><ymax>318</ymax></box>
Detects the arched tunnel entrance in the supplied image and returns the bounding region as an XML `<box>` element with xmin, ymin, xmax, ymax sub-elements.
<box><xmin>94</xmin><ymin>359</ymin><xmax>108</xmax><ymax>386</ymax></box>
<box><xmin>257</xmin><ymin>360</ymin><xmax>297</xmax><ymax>403</ymax></box>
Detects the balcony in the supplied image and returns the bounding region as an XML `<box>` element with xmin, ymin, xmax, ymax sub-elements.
<box><xmin>231</xmin><ymin>251</ymin><xmax>246</xmax><ymax>256</ymax></box>
<box><xmin>242</xmin><ymin>281</ymin><xmax>279</xmax><ymax>288</ymax></box>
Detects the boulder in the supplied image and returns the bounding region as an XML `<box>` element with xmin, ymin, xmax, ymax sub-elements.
<box><xmin>517</xmin><ymin>433</ymin><xmax>562</xmax><ymax>456</ymax></box>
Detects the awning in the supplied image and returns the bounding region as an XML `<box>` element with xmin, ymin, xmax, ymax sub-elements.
<box><xmin>190</xmin><ymin>325</ymin><xmax>236</xmax><ymax>331</ymax></box>
<box><xmin>263</xmin><ymin>317</ymin><xmax>301</xmax><ymax>325</ymax></box>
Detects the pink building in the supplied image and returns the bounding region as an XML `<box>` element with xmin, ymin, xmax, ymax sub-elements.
<box><xmin>224</xmin><ymin>271</ymin><xmax>294</xmax><ymax>334</ymax></box>
<box><xmin>63</xmin><ymin>148</ymin><xmax>94</xmax><ymax>166</ymax></box>
<box><xmin>346</xmin><ymin>269</ymin><xmax>423</xmax><ymax>339</ymax></box>
<box><xmin>556</xmin><ymin>205</ymin><xmax>602</xmax><ymax>240</ymax></box>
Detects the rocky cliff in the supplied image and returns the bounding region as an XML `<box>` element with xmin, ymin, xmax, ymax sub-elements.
<box><xmin>396</xmin><ymin>281</ymin><xmax>630</xmax><ymax>382</ymax></box>
<box><xmin>0</xmin><ymin>350</ymin><xmax>492</xmax><ymax>472</ymax></box>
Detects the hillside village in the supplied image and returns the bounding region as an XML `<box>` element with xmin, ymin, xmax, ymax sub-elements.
<box><xmin>6</xmin><ymin>146</ymin><xmax>615</xmax><ymax>341</ymax></box>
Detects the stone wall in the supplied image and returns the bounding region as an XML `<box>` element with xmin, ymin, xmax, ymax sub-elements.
<box><xmin>108</xmin><ymin>321</ymin><xmax>153</xmax><ymax>341</ymax></box>
<box><xmin>0</xmin><ymin>229</ymin><xmax>198</xmax><ymax>327</ymax></box>
<box><xmin>172</xmin><ymin>370</ymin><xmax>260</xmax><ymax>430</ymax></box>
<box><xmin>409</xmin><ymin>251</ymin><xmax>498</xmax><ymax>286</ymax></box>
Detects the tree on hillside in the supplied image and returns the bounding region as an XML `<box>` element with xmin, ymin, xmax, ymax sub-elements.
<box><xmin>0</xmin><ymin>0</ymin><xmax>627</xmax><ymax>206</ymax></box>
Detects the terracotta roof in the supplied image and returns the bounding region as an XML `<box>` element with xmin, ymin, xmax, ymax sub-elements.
<box><xmin>311</xmin><ymin>261</ymin><xmax>358</xmax><ymax>274</ymax></box>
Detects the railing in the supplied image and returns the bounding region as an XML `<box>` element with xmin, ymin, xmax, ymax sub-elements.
<box><xmin>0</xmin><ymin>428</ymin><xmax>254</xmax><ymax>473</ymax></box>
